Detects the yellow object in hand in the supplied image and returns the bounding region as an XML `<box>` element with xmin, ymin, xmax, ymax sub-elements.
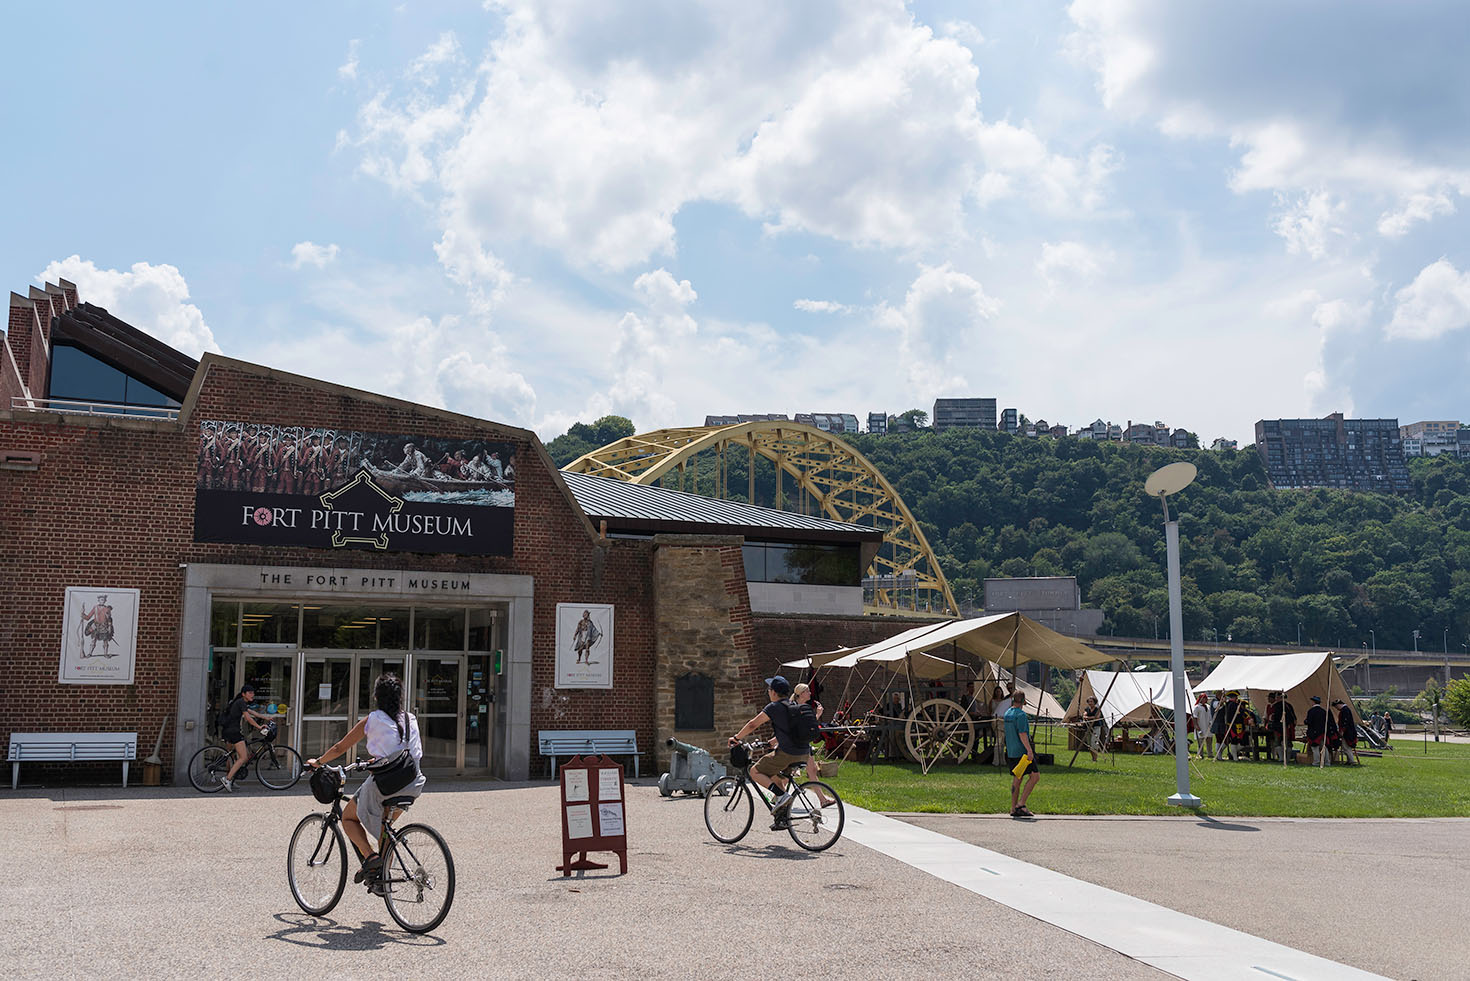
<box><xmin>1011</xmin><ymin>754</ymin><xmax>1032</xmax><ymax>777</ymax></box>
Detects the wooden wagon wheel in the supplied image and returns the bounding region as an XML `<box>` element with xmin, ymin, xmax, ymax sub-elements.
<box><xmin>903</xmin><ymin>698</ymin><xmax>976</xmax><ymax>773</ymax></box>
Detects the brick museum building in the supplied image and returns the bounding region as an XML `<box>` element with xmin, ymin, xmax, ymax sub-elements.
<box><xmin>2</xmin><ymin>280</ymin><xmax>910</xmax><ymax>784</ymax></box>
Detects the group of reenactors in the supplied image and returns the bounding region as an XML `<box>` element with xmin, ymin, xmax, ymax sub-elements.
<box><xmin>197</xmin><ymin>425</ymin><xmax>358</xmax><ymax>495</ymax></box>
<box><xmin>1197</xmin><ymin>690</ymin><xmax>1359</xmax><ymax>765</ymax></box>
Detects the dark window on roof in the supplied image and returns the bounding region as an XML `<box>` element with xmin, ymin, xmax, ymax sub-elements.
<box><xmin>743</xmin><ymin>542</ymin><xmax>860</xmax><ymax>586</ymax></box>
<box><xmin>48</xmin><ymin>344</ymin><xmax>179</xmax><ymax>408</ymax></box>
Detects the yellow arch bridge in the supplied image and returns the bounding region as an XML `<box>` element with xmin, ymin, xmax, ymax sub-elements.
<box><xmin>564</xmin><ymin>421</ymin><xmax>956</xmax><ymax>615</ymax></box>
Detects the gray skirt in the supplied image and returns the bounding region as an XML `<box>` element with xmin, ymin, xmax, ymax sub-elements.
<box><xmin>353</xmin><ymin>769</ymin><xmax>427</xmax><ymax>840</ymax></box>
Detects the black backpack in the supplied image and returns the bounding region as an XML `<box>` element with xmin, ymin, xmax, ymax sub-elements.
<box><xmin>792</xmin><ymin>701</ymin><xmax>823</xmax><ymax>746</ymax></box>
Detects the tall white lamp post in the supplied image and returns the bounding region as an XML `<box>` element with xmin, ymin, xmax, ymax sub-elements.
<box><xmin>1147</xmin><ymin>462</ymin><xmax>1202</xmax><ymax>809</ymax></box>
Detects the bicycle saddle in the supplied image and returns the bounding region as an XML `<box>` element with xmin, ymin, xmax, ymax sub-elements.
<box><xmin>383</xmin><ymin>795</ymin><xmax>417</xmax><ymax>809</ymax></box>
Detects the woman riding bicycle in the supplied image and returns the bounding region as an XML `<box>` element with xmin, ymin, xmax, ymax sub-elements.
<box><xmin>220</xmin><ymin>683</ymin><xmax>269</xmax><ymax>792</ymax></box>
<box><xmin>308</xmin><ymin>673</ymin><xmax>425</xmax><ymax>887</ymax></box>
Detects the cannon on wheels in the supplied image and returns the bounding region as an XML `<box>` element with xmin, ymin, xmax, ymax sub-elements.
<box><xmin>659</xmin><ymin>737</ymin><xmax>727</xmax><ymax>797</ymax></box>
<box><xmin>902</xmin><ymin>698</ymin><xmax>976</xmax><ymax>772</ymax></box>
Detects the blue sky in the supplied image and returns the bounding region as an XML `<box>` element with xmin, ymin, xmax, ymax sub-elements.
<box><xmin>4</xmin><ymin>1</ymin><xmax>1468</xmax><ymax>445</ymax></box>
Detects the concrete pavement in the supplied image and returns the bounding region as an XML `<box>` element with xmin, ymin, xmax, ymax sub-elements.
<box><xmin>0</xmin><ymin>780</ymin><xmax>1164</xmax><ymax>980</ymax></box>
<box><xmin>901</xmin><ymin>811</ymin><xmax>1463</xmax><ymax>980</ymax></box>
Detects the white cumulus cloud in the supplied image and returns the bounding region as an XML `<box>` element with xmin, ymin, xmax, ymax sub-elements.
<box><xmin>37</xmin><ymin>255</ymin><xmax>220</xmax><ymax>358</ymax></box>
<box><xmin>1387</xmin><ymin>259</ymin><xmax>1470</xmax><ymax>341</ymax></box>
<box><xmin>346</xmin><ymin>0</ymin><xmax>1113</xmax><ymax>287</ymax></box>
<box><xmin>290</xmin><ymin>241</ymin><xmax>341</xmax><ymax>268</ymax></box>
<box><xmin>338</xmin><ymin>39</ymin><xmax>361</xmax><ymax>80</ymax></box>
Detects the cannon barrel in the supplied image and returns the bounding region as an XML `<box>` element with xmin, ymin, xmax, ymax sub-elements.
<box><xmin>666</xmin><ymin>736</ymin><xmax>702</xmax><ymax>755</ymax></box>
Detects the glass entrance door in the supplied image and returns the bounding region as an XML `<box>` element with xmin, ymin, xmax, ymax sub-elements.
<box><xmin>465</xmin><ymin>654</ymin><xmax>492</xmax><ymax>770</ymax></box>
<box><xmin>241</xmin><ymin>654</ymin><xmax>295</xmax><ymax>749</ymax></box>
<box><xmin>300</xmin><ymin>657</ymin><xmax>352</xmax><ymax>759</ymax></box>
<box><xmin>353</xmin><ymin>656</ymin><xmax>406</xmax><ymax>763</ymax></box>
<box><xmin>413</xmin><ymin>657</ymin><xmax>464</xmax><ymax>770</ymax></box>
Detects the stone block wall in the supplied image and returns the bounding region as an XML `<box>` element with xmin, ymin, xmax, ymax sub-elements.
<box><xmin>652</xmin><ymin>534</ymin><xmax>759</xmax><ymax>770</ymax></box>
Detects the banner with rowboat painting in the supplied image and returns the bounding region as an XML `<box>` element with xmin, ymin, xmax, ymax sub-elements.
<box><xmin>192</xmin><ymin>421</ymin><xmax>514</xmax><ymax>555</ymax></box>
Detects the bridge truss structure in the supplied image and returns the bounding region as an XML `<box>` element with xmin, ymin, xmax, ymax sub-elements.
<box><xmin>563</xmin><ymin>421</ymin><xmax>957</xmax><ymax>615</ymax></box>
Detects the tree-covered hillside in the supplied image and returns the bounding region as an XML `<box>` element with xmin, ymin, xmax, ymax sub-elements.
<box><xmin>844</xmin><ymin>428</ymin><xmax>1470</xmax><ymax>650</ymax></box>
<box><xmin>547</xmin><ymin>419</ymin><xmax>1470</xmax><ymax>650</ymax></box>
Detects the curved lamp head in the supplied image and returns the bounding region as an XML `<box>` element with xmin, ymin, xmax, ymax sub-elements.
<box><xmin>1145</xmin><ymin>462</ymin><xmax>1197</xmax><ymax>498</ymax></box>
<box><xmin>1146</xmin><ymin>461</ymin><xmax>1197</xmax><ymax>522</ymax></box>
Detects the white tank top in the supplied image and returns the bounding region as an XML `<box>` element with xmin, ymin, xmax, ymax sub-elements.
<box><xmin>364</xmin><ymin>709</ymin><xmax>423</xmax><ymax>761</ymax></box>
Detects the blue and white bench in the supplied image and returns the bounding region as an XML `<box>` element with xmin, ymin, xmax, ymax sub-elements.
<box><xmin>8</xmin><ymin>731</ymin><xmax>138</xmax><ymax>789</ymax></box>
<box><xmin>538</xmin><ymin>729</ymin><xmax>639</xmax><ymax>779</ymax></box>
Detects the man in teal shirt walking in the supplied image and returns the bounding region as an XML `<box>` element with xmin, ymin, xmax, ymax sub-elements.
<box><xmin>1004</xmin><ymin>690</ymin><xmax>1040</xmax><ymax>818</ymax></box>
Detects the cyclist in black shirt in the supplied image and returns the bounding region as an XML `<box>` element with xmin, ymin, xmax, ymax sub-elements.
<box><xmin>729</xmin><ymin>675</ymin><xmax>805</xmax><ymax>828</ymax></box>
<box><xmin>220</xmin><ymin>683</ymin><xmax>269</xmax><ymax>792</ymax></box>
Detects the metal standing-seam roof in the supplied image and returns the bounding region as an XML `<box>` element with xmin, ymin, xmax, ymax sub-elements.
<box><xmin>560</xmin><ymin>469</ymin><xmax>883</xmax><ymax>543</ymax></box>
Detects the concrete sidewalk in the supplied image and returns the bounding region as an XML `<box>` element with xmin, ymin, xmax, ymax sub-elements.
<box><xmin>900</xmin><ymin>810</ymin><xmax>1463</xmax><ymax>980</ymax></box>
<box><xmin>0</xmin><ymin>780</ymin><xmax>1164</xmax><ymax>980</ymax></box>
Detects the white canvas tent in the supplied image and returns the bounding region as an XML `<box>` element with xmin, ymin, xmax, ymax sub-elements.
<box><xmin>1194</xmin><ymin>651</ymin><xmax>1359</xmax><ymax>726</ymax></box>
<box><xmin>1063</xmin><ymin>670</ymin><xmax>1192</xmax><ymax>728</ymax></box>
<box><xmin>779</xmin><ymin>647</ymin><xmax>862</xmax><ymax>672</ymax></box>
<box><xmin>824</xmin><ymin>612</ymin><xmax>1114</xmax><ymax>673</ymax></box>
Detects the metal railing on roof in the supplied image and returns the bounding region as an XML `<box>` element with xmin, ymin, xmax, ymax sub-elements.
<box><xmin>9</xmin><ymin>396</ymin><xmax>180</xmax><ymax>421</ymax></box>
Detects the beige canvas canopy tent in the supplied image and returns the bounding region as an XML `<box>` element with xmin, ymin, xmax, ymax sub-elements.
<box><xmin>824</xmin><ymin>612</ymin><xmax>1115</xmax><ymax>673</ymax></box>
<box><xmin>807</xmin><ymin>613</ymin><xmax>1109</xmax><ymax>771</ymax></box>
<box><xmin>1194</xmin><ymin>651</ymin><xmax>1360</xmax><ymax>727</ymax></box>
<box><xmin>779</xmin><ymin>647</ymin><xmax>862</xmax><ymax>672</ymax></box>
<box><xmin>1064</xmin><ymin>669</ymin><xmax>1193</xmax><ymax>729</ymax></box>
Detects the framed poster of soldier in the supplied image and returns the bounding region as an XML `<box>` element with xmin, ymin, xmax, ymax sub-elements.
<box><xmin>59</xmin><ymin>586</ymin><xmax>140</xmax><ymax>684</ymax></box>
<box><xmin>555</xmin><ymin>604</ymin><xmax>614</xmax><ymax>689</ymax></box>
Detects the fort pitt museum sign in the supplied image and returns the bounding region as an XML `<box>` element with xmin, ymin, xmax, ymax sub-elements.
<box><xmin>193</xmin><ymin>421</ymin><xmax>515</xmax><ymax>556</ymax></box>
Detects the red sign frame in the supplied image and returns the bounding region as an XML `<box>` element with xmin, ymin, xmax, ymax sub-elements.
<box><xmin>556</xmin><ymin>754</ymin><xmax>628</xmax><ymax>876</ymax></box>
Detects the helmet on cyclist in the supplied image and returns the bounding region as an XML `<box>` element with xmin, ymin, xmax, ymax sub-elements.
<box><xmin>309</xmin><ymin>766</ymin><xmax>342</xmax><ymax>804</ymax></box>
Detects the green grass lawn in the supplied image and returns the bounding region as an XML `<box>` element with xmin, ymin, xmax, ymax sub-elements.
<box><xmin>824</xmin><ymin>737</ymin><xmax>1470</xmax><ymax>818</ymax></box>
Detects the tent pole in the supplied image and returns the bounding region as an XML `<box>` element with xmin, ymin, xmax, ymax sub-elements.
<box><xmin>1071</xmin><ymin>665</ymin><xmax>1126</xmax><ymax>768</ymax></box>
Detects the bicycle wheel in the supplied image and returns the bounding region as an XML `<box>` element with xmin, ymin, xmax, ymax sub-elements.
<box><xmin>702</xmin><ymin>776</ymin><xmax>753</xmax><ymax>843</ymax></box>
<box><xmin>381</xmin><ymin>822</ymin><xmax>455</xmax><ymax>934</ymax></box>
<box><xmin>255</xmin><ymin>744</ymin><xmax>304</xmax><ymax>790</ymax></box>
<box><xmin>187</xmin><ymin>746</ymin><xmax>231</xmax><ymax>793</ymax></box>
<box><xmin>786</xmin><ymin>780</ymin><xmax>844</xmax><ymax>852</ymax></box>
<box><xmin>286</xmin><ymin>813</ymin><xmax>348</xmax><ymax>915</ymax></box>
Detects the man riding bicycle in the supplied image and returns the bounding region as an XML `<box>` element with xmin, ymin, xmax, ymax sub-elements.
<box><xmin>220</xmin><ymin>683</ymin><xmax>269</xmax><ymax>792</ymax></box>
<box><xmin>729</xmin><ymin>675</ymin><xmax>807</xmax><ymax>829</ymax></box>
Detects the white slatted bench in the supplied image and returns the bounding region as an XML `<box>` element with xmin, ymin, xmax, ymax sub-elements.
<box><xmin>9</xmin><ymin>732</ymin><xmax>138</xmax><ymax>789</ymax></box>
<box><xmin>538</xmin><ymin>729</ymin><xmax>639</xmax><ymax>779</ymax></box>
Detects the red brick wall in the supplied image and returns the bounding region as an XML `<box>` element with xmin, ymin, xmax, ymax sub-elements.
<box><xmin>0</xmin><ymin>334</ymin><xmax>25</xmax><ymax>405</ymax></box>
<box><xmin>0</xmin><ymin>359</ymin><xmax>657</xmax><ymax>781</ymax></box>
<box><xmin>6</xmin><ymin>299</ymin><xmax>36</xmax><ymax>399</ymax></box>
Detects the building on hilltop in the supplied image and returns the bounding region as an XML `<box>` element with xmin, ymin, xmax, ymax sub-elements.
<box><xmin>932</xmin><ymin>397</ymin><xmax>996</xmax><ymax>432</ymax></box>
<box><xmin>794</xmin><ymin>412</ymin><xmax>859</xmax><ymax>434</ymax></box>
<box><xmin>704</xmin><ymin>413</ymin><xmax>790</xmax><ymax>426</ymax></box>
<box><xmin>1211</xmin><ymin>437</ymin><xmax>1239</xmax><ymax>451</ymax></box>
<box><xmin>1400</xmin><ymin>420</ymin><xmax>1465</xmax><ymax>458</ymax></box>
<box><xmin>998</xmin><ymin>407</ymin><xmax>1019</xmax><ymax>434</ymax></box>
<box><xmin>1255</xmin><ymin>413</ymin><xmax>1412</xmax><ymax>492</ymax></box>
<box><xmin>867</xmin><ymin>411</ymin><xmax>887</xmax><ymax>435</ymax></box>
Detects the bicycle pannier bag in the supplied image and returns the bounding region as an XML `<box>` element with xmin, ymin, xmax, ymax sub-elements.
<box><xmin>368</xmin><ymin>748</ymin><xmax>419</xmax><ymax>795</ymax></box>
<box><xmin>310</xmin><ymin>767</ymin><xmax>342</xmax><ymax>804</ymax></box>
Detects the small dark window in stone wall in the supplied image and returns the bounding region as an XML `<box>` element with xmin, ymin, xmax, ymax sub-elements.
<box><xmin>675</xmin><ymin>672</ymin><xmax>714</xmax><ymax>730</ymax></box>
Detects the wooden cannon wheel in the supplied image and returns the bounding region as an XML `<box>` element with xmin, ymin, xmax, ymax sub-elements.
<box><xmin>903</xmin><ymin>698</ymin><xmax>976</xmax><ymax>771</ymax></box>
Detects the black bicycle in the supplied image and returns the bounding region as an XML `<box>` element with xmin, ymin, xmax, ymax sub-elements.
<box><xmin>287</xmin><ymin>761</ymin><xmax>455</xmax><ymax>934</ymax></box>
<box><xmin>187</xmin><ymin>722</ymin><xmax>303</xmax><ymax>792</ymax></box>
<box><xmin>703</xmin><ymin>742</ymin><xmax>844</xmax><ymax>851</ymax></box>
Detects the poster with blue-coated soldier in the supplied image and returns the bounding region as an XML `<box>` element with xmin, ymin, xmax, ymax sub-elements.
<box><xmin>555</xmin><ymin>603</ymin><xmax>614</xmax><ymax>689</ymax></box>
<box><xmin>58</xmin><ymin>586</ymin><xmax>139</xmax><ymax>685</ymax></box>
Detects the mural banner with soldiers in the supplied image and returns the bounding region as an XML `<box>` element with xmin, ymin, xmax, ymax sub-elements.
<box><xmin>192</xmin><ymin>421</ymin><xmax>515</xmax><ymax>555</ymax></box>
